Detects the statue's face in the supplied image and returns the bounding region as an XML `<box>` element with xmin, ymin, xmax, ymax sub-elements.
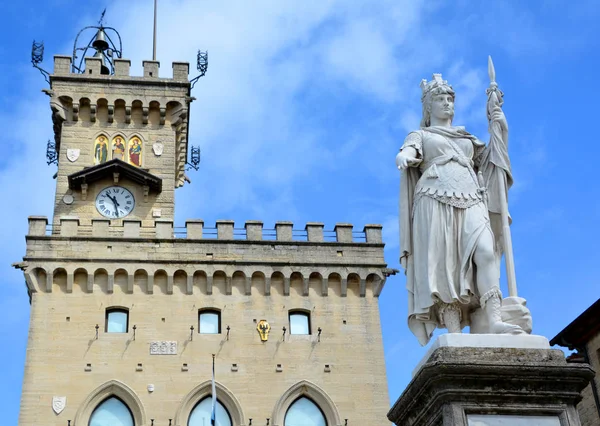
<box><xmin>429</xmin><ymin>93</ymin><xmax>454</xmax><ymax>121</ymax></box>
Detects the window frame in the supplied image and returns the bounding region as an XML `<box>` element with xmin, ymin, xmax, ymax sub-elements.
<box><xmin>284</xmin><ymin>396</ymin><xmax>328</xmax><ymax>426</ymax></box>
<box><xmin>188</xmin><ymin>396</ymin><xmax>233</xmax><ymax>426</ymax></box>
<box><xmin>105</xmin><ymin>307</ymin><xmax>129</xmax><ymax>333</ymax></box>
<box><xmin>89</xmin><ymin>396</ymin><xmax>135</xmax><ymax>426</ymax></box>
<box><xmin>288</xmin><ymin>310</ymin><xmax>311</xmax><ymax>335</ymax></box>
<box><xmin>198</xmin><ymin>308</ymin><xmax>221</xmax><ymax>334</ymax></box>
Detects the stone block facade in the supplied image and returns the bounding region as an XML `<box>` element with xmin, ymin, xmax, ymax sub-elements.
<box><xmin>18</xmin><ymin>217</ymin><xmax>391</xmax><ymax>425</ymax></box>
<box><xmin>49</xmin><ymin>56</ymin><xmax>191</xmax><ymax>225</ymax></box>
<box><xmin>578</xmin><ymin>332</ymin><xmax>600</xmax><ymax>426</ymax></box>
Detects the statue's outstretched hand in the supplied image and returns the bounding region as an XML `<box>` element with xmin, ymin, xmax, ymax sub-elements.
<box><xmin>396</xmin><ymin>150</ymin><xmax>420</xmax><ymax>170</ymax></box>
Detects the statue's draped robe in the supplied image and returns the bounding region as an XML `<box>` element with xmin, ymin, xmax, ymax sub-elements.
<box><xmin>400</xmin><ymin>126</ymin><xmax>508</xmax><ymax>346</ymax></box>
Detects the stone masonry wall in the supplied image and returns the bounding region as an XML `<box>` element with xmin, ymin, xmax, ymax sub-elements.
<box><xmin>18</xmin><ymin>218</ymin><xmax>391</xmax><ymax>425</ymax></box>
<box><xmin>49</xmin><ymin>57</ymin><xmax>190</xmax><ymax>225</ymax></box>
<box><xmin>578</xmin><ymin>332</ymin><xmax>600</xmax><ymax>426</ymax></box>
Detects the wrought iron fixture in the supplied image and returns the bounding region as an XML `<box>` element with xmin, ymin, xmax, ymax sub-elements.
<box><xmin>132</xmin><ymin>324</ymin><xmax>137</xmax><ymax>341</ymax></box>
<box><xmin>95</xmin><ymin>324</ymin><xmax>99</xmax><ymax>340</ymax></box>
<box><xmin>190</xmin><ymin>325</ymin><xmax>194</xmax><ymax>341</ymax></box>
<box><xmin>186</xmin><ymin>146</ymin><xmax>201</xmax><ymax>171</ymax></box>
<box><xmin>226</xmin><ymin>325</ymin><xmax>230</xmax><ymax>340</ymax></box>
<box><xmin>282</xmin><ymin>326</ymin><xmax>287</xmax><ymax>341</ymax></box>
<box><xmin>71</xmin><ymin>11</ymin><xmax>123</xmax><ymax>75</ymax></box>
<box><xmin>46</xmin><ymin>139</ymin><xmax>58</xmax><ymax>165</ymax></box>
<box><xmin>317</xmin><ymin>327</ymin><xmax>322</xmax><ymax>342</ymax></box>
<box><xmin>190</xmin><ymin>50</ymin><xmax>208</xmax><ymax>88</ymax></box>
<box><xmin>31</xmin><ymin>40</ymin><xmax>50</xmax><ymax>84</ymax></box>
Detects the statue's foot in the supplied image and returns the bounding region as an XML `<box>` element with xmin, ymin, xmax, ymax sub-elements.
<box><xmin>490</xmin><ymin>320</ymin><xmax>525</xmax><ymax>335</ymax></box>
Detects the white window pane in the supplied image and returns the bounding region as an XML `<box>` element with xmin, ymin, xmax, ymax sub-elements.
<box><xmin>199</xmin><ymin>312</ymin><xmax>220</xmax><ymax>334</ymax></box>
<box><xmin>90</xmin><ymin>397</ymin><xmax>134</xmax><ymax>426</ymax></box>
<box><xmin>107</xmin><ymin>311</ymin><xmax>128</xmax><ymax>333</ymax></box>
<box><xmin>188</xmin><ymin>397</ymin><xmax>232</xmax><ymax>426</ymax></box>
<box><xmin>285</xmin><ymin>397</ymin><xmax>326</xmax><ymax>426</ymax></box>
<box><xmin>290</xmin><ymin>313</ymin><xmax>310</xmax><ymax>335</ymax></box>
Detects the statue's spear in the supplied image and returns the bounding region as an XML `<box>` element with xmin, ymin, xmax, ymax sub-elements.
<box><xmin>487</xmin><ymin>56</ymin><xmax>518</xmax><ymax>297</ymax></box>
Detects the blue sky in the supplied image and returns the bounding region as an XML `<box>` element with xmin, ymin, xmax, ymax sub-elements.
<box><xmin>1</xmin><ymin>0</ymin><xmax>600</xmax><ymax>423</ymax></box>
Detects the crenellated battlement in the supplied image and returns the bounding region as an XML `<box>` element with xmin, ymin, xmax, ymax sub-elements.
<box><xmin>53</xmin><ymin>55</ymin><xmax>190</xmax><ymax>82</ymax></box>
<box><xmin>22</xmin><ymin>216</ymin><xmax>388</xmax><ymax>298</ymax></box>
<box><xmin>28</xmin><ymin>216</ymin><xmax>382</xmax><ymax>243</ymax></box>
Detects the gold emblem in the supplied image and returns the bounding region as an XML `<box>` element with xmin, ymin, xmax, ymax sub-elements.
<box><xmin>257</xmin><ymin>320</ymin><xmax>271</xmax><ymax>341</ymax></box>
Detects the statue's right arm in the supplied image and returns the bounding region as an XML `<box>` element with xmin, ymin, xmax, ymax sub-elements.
<box><xmin>396</xmin><ymin>147</ymin><xmax>419</xmax><ymax>170</ymax></box>
<box><xmin>397</xmin><ymin>131</ymin><xmax>423</xmax><ymax>170</ymax></box>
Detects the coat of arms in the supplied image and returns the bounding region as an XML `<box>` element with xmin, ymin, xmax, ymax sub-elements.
<box><xmin>152</xmin><ymin>141</ymin><xmax>164</xmax><ymax>156</ymax></box>
<box><xmin>257</xmin><ymin>319</ymin><xmax>271</xmax><ymax>341</ymax></box>
<box><xmin>66</xmin><ymin>148</ymin><xmax>80</xmax><ymax>162</ymax></box>
<box><xmin>52</xmin><ymin>396</ymin><xmax>66</xmax><ymax>414</ymax></box>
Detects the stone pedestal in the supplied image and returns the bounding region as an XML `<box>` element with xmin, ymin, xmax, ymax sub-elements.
<box><xmin>388</xmin><ymin>335</ymin><xmax>594</xmax><ymax>426</ymax></box>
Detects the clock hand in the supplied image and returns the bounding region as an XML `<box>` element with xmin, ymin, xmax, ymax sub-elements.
<box><xmin>110</xmin><ymin>196</ymin><xmax>120</xmax><ymax>218</ymax></box>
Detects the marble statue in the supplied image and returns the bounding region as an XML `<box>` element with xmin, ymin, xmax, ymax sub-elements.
<box><xmin>397</xmin><ymin>59</ymin><xmax>532</xmax><ymax>346</ymax></box>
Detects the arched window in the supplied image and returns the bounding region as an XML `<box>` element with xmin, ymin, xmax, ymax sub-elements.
<box><xmin>284</xmin><ymin>397</ymin><xmax>327</xmax><ymax>426</ymax></box>
<box><xmin>188</xmin><ymin>397</ymin><xmax>232</xmax><ymax>426</ymax></box>
<box><xmin>289</xmin><ymin>310</ymin><xmax>311</xmax><ymax>335</ymax></box>
<box><xmin>199</xmin><ymin>309</ymin><xmax>221</xmax><ymax>334</ymax></box>
<box><xmin>106</xmin><ymin>308</ymin><xmax>129</xmax><ymax>333</ymax></box>
<box><xmin>89</xmin><ymin>397</ymin><xmax>134</xmax><ymax>426</ymax></box>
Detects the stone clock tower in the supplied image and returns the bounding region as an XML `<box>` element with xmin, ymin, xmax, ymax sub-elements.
<box><xmin>17</xmin><ymin>27</ymin><xmax>392</xmax><ymax>426</ymax></box>
<box><xmin>49</xmin><ymin>53</ymin><xmax>190</xmax><ymax>224</ymax></box>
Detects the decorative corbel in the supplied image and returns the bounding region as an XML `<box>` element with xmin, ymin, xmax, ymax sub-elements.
<box><xmin>107</xmin><ymin>105</ymin><xmax>114</xmax><ymax>123</ymax></box>
<box><xmin>90</xmin><ymin>104</ymin><xmax>97</xmax><ymax>123</ymax></box>
<box><xmin>125</xmin><ymin>106</ymin><xmax>131</xmax><ymax>124</ymax></box>
<box><xmin>81</xmin><ymin>183</ymin><xmax>88</xmax><ymax>201</ymax></box>
<box><xmin>143</xmin><ymin>185</ymin><xmax>149</xmax><ymax>202</ymax></box>
<box><xmin>113</xmin><ymin>172</ymin><xmax>120</xmax><ymax>184</ymax></box>
<box><xmin>159</xmin><ymin>107</ymin><xmax>166</xmax><ymax>125</ymax></box>
<box><xmin>142</xmin><ymin>107</ymin><xmax>149</xmax><ymax>125</ymax></box>
<box><xmin>72</xmin><ymin>103</ymin><xmax>79</xmax><ymax>122</ymax></box>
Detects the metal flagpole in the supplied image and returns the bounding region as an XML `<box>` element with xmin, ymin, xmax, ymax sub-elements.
<box><xmin>487</xmin><ymin>56</ymin><xmax>518</xmax><ymax>298</ymax></box>
<box><xmin>152</xmin><ymin>0</ymin><xmax>157</xmax><ymax>61</ymax></box>
<box><xmin>211</xmin><ymin>354</ymin><xmax>216</xmax><ymax>425</ymax></box>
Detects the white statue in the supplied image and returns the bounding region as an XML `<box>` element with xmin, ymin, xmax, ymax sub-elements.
<box><xmin>397</xmin><ymin>59</ymin><xmax>531</xmax><ymax>346</ymax></box>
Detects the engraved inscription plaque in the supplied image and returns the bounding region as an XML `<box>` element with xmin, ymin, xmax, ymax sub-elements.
<box><xmin>149</xmin><ymin>341</ymin><xmax>177</xmax><ymax>355</ymax></box>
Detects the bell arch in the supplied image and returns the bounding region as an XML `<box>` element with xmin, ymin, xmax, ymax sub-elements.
<box><xmin>73</xmin><ymin>379</ymin><xmax>146</xmax><ymax>426</ymax></box>
<box><xmin>271</xmin><ymin>380</ymin><xmax>342</xmax><ymax>426</ymax></box>
<box><xmin>175</xmin><ymin>380</ymin><xmax>245</xmax><ymax>426</ymax></box>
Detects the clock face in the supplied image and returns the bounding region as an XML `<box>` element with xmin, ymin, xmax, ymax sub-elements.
<box><xmin>95</xmin><ymin>186</ymin><xmax>135</xmax><ymax>218</ymax></box>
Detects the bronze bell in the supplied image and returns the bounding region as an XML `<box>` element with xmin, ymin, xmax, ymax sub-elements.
<box><xmin>91</xmin><ymin>28</ymin><xmax>109</xmax><ymax>51</ymax></box>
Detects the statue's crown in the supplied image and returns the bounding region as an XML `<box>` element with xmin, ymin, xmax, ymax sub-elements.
<box><xmin>420</xmin><ymin>73</ymin><xmax>451</xmax><ymax>99</ymax></box>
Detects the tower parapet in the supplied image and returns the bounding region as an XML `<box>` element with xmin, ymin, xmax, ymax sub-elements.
<box><xmin>24</xmin><ymin>217</ymin><xmax>388</xmax><ymax>298</ymax></box>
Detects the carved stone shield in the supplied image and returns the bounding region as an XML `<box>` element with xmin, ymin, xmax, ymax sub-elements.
<box><xmin>152</xmin><ymin>142</ymin><xmax>164</xmax><ymax>156</ymax></box>
<box><xmin>52</xmin><ymin>396</ymin><xmax>66</xmax><ymax>414</ymax></box>
<box><xmin>66</xmin><ymin>149</ymin><xmax>80</xmax><ymax>162</ymax></box>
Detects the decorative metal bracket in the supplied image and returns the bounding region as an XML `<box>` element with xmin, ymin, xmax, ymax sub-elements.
<box><xmin>190</xmin><ymin>50</ymin><xmax>208</xmax><ymax>88</ymax></box>
<box><xmin>46</xmin><ymin>139</ymin><xmax>58</xmax><ymax>165</ymax></box>
<box><xmin>31</xmin><ymin>41</ymin><xmax>50</xmax><ymax>85</ymax></box>
<box><xmin>186</xmin><ymin>146</ymin><xmax>201</xmax><ymax>171</ymax></box>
